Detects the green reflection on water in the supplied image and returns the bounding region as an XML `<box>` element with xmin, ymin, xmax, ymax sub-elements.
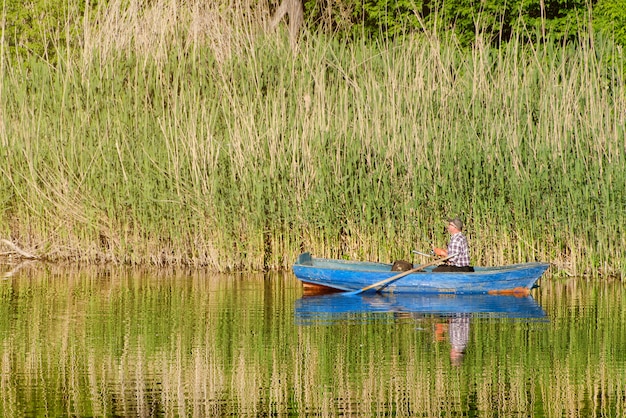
<box><xmin>0</xmin><ymin>266</ymin><xmax>623</xmax><ymax>417</ymax></box>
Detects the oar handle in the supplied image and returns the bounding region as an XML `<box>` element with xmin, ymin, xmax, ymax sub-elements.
<box><xmin>347</xmin><ymin>253</ymin><xmax>456</xmax><ymax>295</ymax></box>
<box><xmin>412</xmin><ymin>249</ymin><xmax>435</xmax><ymax>258</ymax></box>
<box><xmin>413</xmin><ymin>253</ymin><xmax>456</xmax><ymax>272</ymax></box>
<box><xmin>357</xmin><ymin>267</ymin><xmax>419</xmax><ymax>293</ymax></box>
<box><xmin>375</xmin><ymin>253</ymin><xmax>457</xmax><ymax>292</ymax></box>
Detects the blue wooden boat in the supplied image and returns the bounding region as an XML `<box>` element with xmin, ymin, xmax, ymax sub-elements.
<box><xmin>292</xmin><ymin>252</ymin><xmax>550</xmax><ymax>295</ymax></box>
<box><xmin>295</xmin><ymin>293</ymin><xmax>547</xmax><ymax>325</ymax></box>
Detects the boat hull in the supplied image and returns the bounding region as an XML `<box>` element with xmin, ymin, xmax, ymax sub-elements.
<box><xmin>292</xmin><ymin>253</ymin><xmax>550</xmax><ymax>295</ymax></box>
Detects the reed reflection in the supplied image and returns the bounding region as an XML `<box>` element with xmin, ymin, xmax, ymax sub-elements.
<box><xmin>2</xmin><ymin>267</ymin><xmax>623</xmax><ymax>417</ymax></box>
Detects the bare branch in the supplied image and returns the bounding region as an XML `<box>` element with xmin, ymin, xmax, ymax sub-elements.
<box><xmin>0</xmin><ymin>239</ymin><xmax>39</xmax><ymax>259</ymax></box>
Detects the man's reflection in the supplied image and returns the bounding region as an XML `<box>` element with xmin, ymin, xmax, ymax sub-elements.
<box><xmin>436</xmin><ymin>314</ymin><xmax>470</xmax><ymax>366</ymax></box>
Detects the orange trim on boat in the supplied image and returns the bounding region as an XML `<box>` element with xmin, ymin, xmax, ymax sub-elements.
<box><xmin>488</xmin><ymin>287</ymin><xmax>531</xmax><ymax>296</ymax></box>
<box><xmin>302</xmin><ymin>282</ymin><xmax>342</xmax><ymax>296</ymax></box>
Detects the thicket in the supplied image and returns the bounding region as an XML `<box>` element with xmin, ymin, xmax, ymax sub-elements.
<box><xmin>2</xmin><ymin>0</ymin><xmax>96</xmax><ymax>62</ymax></box>
<box><xmin>304</xmin><ymin>0</ymin><xmax>626</xmax><ymax>46</ymax></box>
<box><xmin>0</xmin><ymin>1</ymin><xmax>624</xmax><ymax>276</ymax></box>
<box><xmin>4</xmin><ymin>0</ymin><xmax>626</xmax><ymax>65</ymax></box>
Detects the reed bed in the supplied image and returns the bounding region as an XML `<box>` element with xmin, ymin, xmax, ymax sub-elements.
<box><xmin>0</xmin><ymin>0</ymin><xmax>624</xmax><ymax>276</ymax></box>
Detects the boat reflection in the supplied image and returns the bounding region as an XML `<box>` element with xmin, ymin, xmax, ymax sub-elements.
<box><xmin>295</xmin><ymin>292</ymin><xmax>547</xmax><ymax>366</ymax></box>
<box><xmin>295</xmin><ymin>292</ymin><xmax>547</xmax><ymax>324</ymax></box>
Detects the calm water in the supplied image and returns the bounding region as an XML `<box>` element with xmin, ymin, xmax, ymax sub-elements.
<box><xmin>0</xmin><ymin>264</ymin><xmax>624</xmax><ymax>417</ymax></box>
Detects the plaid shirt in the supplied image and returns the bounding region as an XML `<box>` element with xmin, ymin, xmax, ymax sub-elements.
<box><xmin>447</xmin><ymin>232</ymin><xmax>471</xmax><ymax>267</ymax></box>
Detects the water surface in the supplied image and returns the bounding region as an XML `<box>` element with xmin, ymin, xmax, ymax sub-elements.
<box><xmin>0</xmin><ymin>265</ymin><xmax>623</xmax><ymax>416</ymax></box>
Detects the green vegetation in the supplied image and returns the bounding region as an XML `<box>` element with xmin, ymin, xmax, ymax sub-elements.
<box><xmin>0</xmin><ymin>1</ymin><xmax>624</xmax><ymax>275</ymax></box>
<box><xmin>2</xmin><ymin>0</ymin><xmax>97</xmax><ymax>62</ymax></box>
<box><xmin>305</xmin><ymin>0</ymin><xmax>626</xmax><ymax>47</ymax></box>
<box><xmin>593</xmin><ymin>0</ymin><xmax>626</xmax><ymax>47</ymax></box>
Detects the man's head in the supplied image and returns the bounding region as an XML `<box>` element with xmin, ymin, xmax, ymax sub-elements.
<box><xmin>447</xmin><ymin>217</ymin><xmax>463</xmax><ymax>232</ymax></box>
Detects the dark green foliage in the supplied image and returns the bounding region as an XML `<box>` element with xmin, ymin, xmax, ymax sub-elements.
<box><xmin>3</xmin><ymin>0</ymin><xmax>104</xmax><ymax>63</ymax></box>
<box><xmin>427</xmin><ymin>0</ymin><xmax>594</xmax><ymax>44</ymax></box>
<box><xmin>303</xmin><ymin>0</ymin><xmax>610</xmax><ymax>46</ymax></box>
<box><xmin>304</xmin><ymin>0</ymin><xmax>423</xmax><ymax>38</ymax></box>
<box><xmin>7</xmin><ymin>0</ymin><xmax>624</xmax><ymax>56</ymax></box>
<box><xmin>593</xmin><ymin>0</ymin><xmax>626</xmax><ymax>46</ymax></box>
<box><xmin>352</xmin><ymin>0</ymin><xmax>420</xmax><ymax>37</ymax></box>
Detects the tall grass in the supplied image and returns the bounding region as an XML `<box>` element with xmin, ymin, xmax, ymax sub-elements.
<box><xmin>0</xmin><ymin>0</ymin><xmax>624</xmax><ymax>275</ymax></box>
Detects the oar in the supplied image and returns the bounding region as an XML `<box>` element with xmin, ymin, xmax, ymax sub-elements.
<box><xmin>345</xmin><ymin>254</ymin><xmax>456</xmax><ymax>296</ymax></box>
<box><xmin>412</xmin><ymin>249</ymin><xmax>435</xmax><ymax>258</ymax></box>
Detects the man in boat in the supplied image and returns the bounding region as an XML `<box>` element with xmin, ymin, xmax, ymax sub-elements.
<box><xmin>432</xmin><ymin>217</ymin><xmax>474</xmax><ymax>272</ymax></box>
